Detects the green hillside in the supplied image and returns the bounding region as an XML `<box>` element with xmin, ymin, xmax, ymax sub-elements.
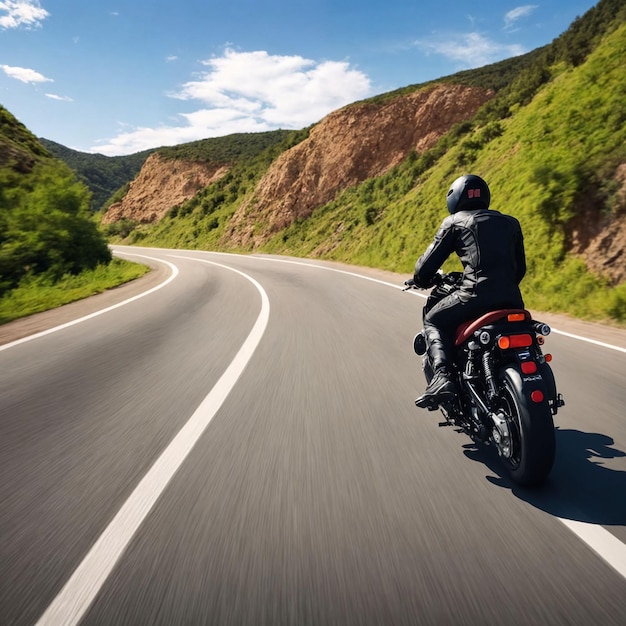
<box><xmin>260</xmin><ymin>18</ymin><xmax>626</xmax><ymax>321</ymax></box>
<box><xmin>39</xmin><ymin>138</ymin><xmax>152</xmax><ymax>212</ymax></box>
<box><xmin>123</xmin><ymin>0</ymin><xmax>626</xmax><ymax>323</ymax></box>
<box><xmin>157</xmin><ymin>129</ymin><xmax>300</xmax><ymax>163</ymax></box>
<box><xmin>42</xmin><ymin>130</ymin><xmax>299</xmax><ymax>214</ymax></box>
<box><xmin>1</xmin><ymin>105</ymin><xmax>51</xmax><ymax>171</ymax></box>
<box><xmin>0</xmin><ymin>106</ymin><xmax>147</xmax><ymax>323</ymax></box>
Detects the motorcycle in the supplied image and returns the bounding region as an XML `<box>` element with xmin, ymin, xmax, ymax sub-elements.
<box><xmin>405</xmin><ymin>272</ymin><xmax>564</xmax><ymax>486</ymax></box>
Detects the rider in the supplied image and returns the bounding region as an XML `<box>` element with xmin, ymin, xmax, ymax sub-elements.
<box><xmin>412</xmin><ymin>174</ymin><xmax>527</xmax><ymax>409</ymax></box>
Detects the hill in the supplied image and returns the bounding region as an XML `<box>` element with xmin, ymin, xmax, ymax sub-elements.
<box><xmin>53</xmin><ymin>0</ymin><xmax>626</xmax><ymax>323</ymax></box>
<box><xmin>1</xmin><ymin>105</ymin><xmax>51</xmax><ymax>172</ymax></box>
<box><xmin>39</xmin><ymin>138</ymin><xmax>152</xmax><ymax>212</ymax></box>
<box><xmin>0</xmin><ymin>105</ymin><xmax>116</xmax><ymax>306</ymax></box>
<box><xmin>41</xmin><ymin>130</ymin><xmax>296</xmax><ymax>214</ymax></box>
<box><xmin>99</xmin><ymin>129</ymin><xmax>301</xmax><ymax>231</ymax></box>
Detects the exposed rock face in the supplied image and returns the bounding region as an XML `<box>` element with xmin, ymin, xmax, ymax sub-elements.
<box><xmin>567</xmin><ymin>163</ymin><xmax>626</xmax><ymax>284</ymax></box>
<box><xmin>97</xmin><ymin>81</ymin><xmax>626</xmax><ymax>286</ymax></box>
<box><xmin>102</xmin><ymin>153</ymin><xmax>229</xmax><ymax>224</ymax></box>
<box><xmin>223</xmin><ymin>84</ymin><xmax>494</xmax><ymax>247</ymax></box>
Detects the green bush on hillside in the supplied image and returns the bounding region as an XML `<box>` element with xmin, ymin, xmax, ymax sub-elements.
<box><xmin>0</xmin><ymin>162</ymin><xmax>111</xmax><ymax>296</ymax></box>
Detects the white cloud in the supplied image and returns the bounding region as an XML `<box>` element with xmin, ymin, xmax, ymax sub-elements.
<box><xmin>166</xmin><ymin>55</ymin><xmax>178</xmax><ymax>62</ymax></box>
<box><xmin>0</xmin><ymin>0</ymin><xmax>48</xmax><ymax>29</ymax></box>
<box><xmin>1</xmin><ymin>63</ymin><xmax>53</xmax><ymax>83</ymax></box>
<box><xmin>415</xmin><ymin>32</ymin><xmax>525</xmax><ymax>68</ymax></box>
<box><xmin>504</xmin><ymin>5</ymin><xmax>539</xmax><ymax>30</ymax></box>
<box><xmin>93</xmin><ymin>48</ymin><xmax>372</xmax><ymax>156</ymax></box>
<box><xmin>174</xmin><ymin>49</ymin><xmax>371</xmax><ymax>126</ymax></box>
<box><xmin>46</xmin><ymin>93</ymin><xmax>73</xmax><ymax>101</ymax></box>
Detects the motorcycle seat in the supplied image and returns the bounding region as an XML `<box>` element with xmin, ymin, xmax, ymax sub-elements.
<box><xmin>455</xmin><ymin>309</ymin><xmax>531</xmax><ymax>346</ymax></box>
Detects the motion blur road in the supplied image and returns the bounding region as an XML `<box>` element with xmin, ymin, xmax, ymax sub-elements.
<box><xmin>1</xmin><ymin>246</ymin><xmax>625</xmax><ymax>626</ymax></box>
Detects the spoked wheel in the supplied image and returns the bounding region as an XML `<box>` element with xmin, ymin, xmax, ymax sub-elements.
<box><xmin>497</xmin><ymin>368</ymin><xmax>556</xmax><ymax>487</ymax></box>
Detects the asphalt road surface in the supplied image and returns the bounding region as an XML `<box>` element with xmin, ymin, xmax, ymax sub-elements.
<box><xmin>1</xmin><ymin>245</ymin><xmax>625</xmax><ymax>626</ymax></box>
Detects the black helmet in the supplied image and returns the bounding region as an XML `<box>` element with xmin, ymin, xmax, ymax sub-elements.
<box><xmin>446</xmin><ymin>174</ymin><xmax>490</xmax><ymax>214</ymax></box>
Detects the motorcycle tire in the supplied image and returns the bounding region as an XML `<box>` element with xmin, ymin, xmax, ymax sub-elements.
<box><xmin>498</xmin><ymin>367</ymin><xmax>556</xmax><ymax>487</ymax></box>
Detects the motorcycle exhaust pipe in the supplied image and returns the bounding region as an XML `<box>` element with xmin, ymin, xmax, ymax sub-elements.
<box><xmin>533</xmin><ymin>321</ymin><xmax>551</xmax><ymax>336</ymax></box>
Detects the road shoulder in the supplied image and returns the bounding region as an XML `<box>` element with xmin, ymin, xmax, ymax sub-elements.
<box><xmin>0</xmin><ymin>260</ymin><xmax>168</xmax><ymax>346</ymax></box>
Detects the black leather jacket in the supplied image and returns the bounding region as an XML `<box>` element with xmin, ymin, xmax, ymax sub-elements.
<box><xmin>414</xmin><ymin>208</ymin><xmax>526</xmax><ymax>307</ymax></box>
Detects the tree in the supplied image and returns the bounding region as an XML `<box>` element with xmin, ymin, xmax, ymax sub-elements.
<box><xmin>0</xmin><ymin>162</ymin><xmax>111</xmax><ymax>295</ymax></box>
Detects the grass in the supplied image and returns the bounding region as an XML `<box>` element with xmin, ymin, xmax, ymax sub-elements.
<box><xmin>0</xmin><ymin>258</ymin><xmax>149</xmax><ymax>324</ymax></box>
<box><xmin>252</xmin><ymin>23</ymin><xmax>626</xmax><ymax>324</ymax></box>
<box><xmin>39</xmin><ymin>15</ymin><xmax>626</xmax><ymax>327</ymax></box>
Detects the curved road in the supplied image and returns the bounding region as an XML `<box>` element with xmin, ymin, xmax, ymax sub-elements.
<box><xmin>1</xmin><ymin>246</ymin><xmax>625</xmax><ymax>625</ymax></box>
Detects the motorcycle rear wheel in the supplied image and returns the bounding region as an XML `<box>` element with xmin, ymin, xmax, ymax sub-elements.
<box><xmin>498</xmin><ymin>368</ymin><xmax>556</xmax><ymax>486</ymax></box>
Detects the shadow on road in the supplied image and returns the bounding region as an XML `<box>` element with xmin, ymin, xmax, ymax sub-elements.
<box><xmin>463</xmin><ymin>428</ymin><xmax>626</xmax><ymax>525</ymax></box>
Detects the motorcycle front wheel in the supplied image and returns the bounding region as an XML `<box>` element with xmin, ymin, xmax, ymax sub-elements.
<box><xmin>498</xmin><ymin>368</ymin><xmax>556</xmax><ymax>487</ymax></box>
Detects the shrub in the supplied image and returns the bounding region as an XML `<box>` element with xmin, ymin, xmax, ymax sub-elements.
<box><xmin>0</xmin><ymin>162</ymin><xmax>111</xmax><ymax>296</ymax></box>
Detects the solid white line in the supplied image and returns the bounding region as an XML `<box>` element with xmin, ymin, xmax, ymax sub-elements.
<box><xmin>248</xmin><ymin>254</ymin><xmax>411</xmax><ymax>292</ymax></box>
<box><xmin>35</xmin><ymin>259</ymin><xmax>270</xmax><ymax>626</ymax></box>
<box><xmin>197</xmin><ymin>252</ymin><xmax>626</xmax><ymax>580</ymax></box>
<box><xmin>558</xmin><ymin>519</ymin><xmax>626</xmax><ymax>579</ymax></box>
<box><xmin>550</xmin><ymin>329</ymin><xmax>626</xmax><ymax>354</ymax></box>
<box><xmin>243</xmin><ymin>254</ymin><xmax>626</xmax><ymax>354</ymax></box>
<box><xmin>0</xmin><ymin>254</ymin><xmax>179</xmax><ymax>352</ymax></box>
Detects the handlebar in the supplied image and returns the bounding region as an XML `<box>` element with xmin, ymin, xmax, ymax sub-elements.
<box><xmin>402</xmin><ymin>271</ymin><xmax>462</xmax><ymax>291</ymax></box>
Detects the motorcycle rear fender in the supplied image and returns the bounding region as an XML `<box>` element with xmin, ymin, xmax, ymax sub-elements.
<box><xmin>459</xmin><ymin>320</ymin><xmax>558</xmax><ymax>400</ymax></box>
<box><xmin>536</xmin><ymin>360</ymin><xmax>557</xmax><ymax>401</ymax></box>
<box><xmin>501</xmin><ymin>348</ymin><xmax>558</xmax><ymax>402</ymax></box>
<box><xmin>498</xmin><ymin>363</ymin><xmax>553</xmax><ymax>411</ymax></box>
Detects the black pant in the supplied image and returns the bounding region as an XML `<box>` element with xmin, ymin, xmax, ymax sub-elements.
<box><xmin>423</xmin><ymin>289</ymin><xmax>523</xmax><ymax>373</ymax></box>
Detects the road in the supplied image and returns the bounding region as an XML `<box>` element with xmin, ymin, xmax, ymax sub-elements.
<box><xmin>1</xmin><ymin>245</ymin><xmax>625</xmax><ymax>626</ymax></box>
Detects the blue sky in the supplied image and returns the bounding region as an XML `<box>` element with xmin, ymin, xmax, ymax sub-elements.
<box><xmin>1</xmin><ymin>0</ymin><xmax>599</xmax><ymax>156</ymax></box>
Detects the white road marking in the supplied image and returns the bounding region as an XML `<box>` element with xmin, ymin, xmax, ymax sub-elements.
<box><xmin>548</xmin><ymin>329</ymin><xmax>626</xmax><ymax>354</ymax></box>
<box><xmin>35</xmin><ymin>259</ymin><xmax>270</xmax><ymax>626</ymax></box>
<box><xmin>0</xmin><ymin>254</ymin><xmax>178</xmax><ymax>352</ymax></box>
<box><xmin>559</xmin><ymin>519</ymin><xmax>626</xmax><ymax>579</ymax></box>
<box><xmin>199</xmin><ymin>251</ymin><xmax>626</xmax><ymax>580</ymax></box>
<box><xmin>11</xmin><ymin>247</ymin><xmax>626</xmax><ymax>622</ymax></box>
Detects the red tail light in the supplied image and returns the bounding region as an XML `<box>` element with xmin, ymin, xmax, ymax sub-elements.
<box><xmin>521</xmin><ymin>361</ymin><xmax>538</xmax><ymax>374</ymax></box>
<box><xmin>507</xmin><ymin>312</ymin><xmax>526</xmax><ymax>322</ymax></box>
<box><xmin>498</xmin><ymin>334</ymin><xmax>533</xmax><ymax>350</ymax></box>
<box><xmin>531</xmin><ymin>390</ymin><xmax>545</xmax><ymax>403</ymax></box>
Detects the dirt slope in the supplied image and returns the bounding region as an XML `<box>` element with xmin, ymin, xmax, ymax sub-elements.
<box><xmin>567</xmin><ymin>163</ymin><xmax>626</xmax><ymax>284</ymax></box>
<box><xmin>223</xmin><ymin>84</ymin><xmax>494</xmax><ymax>247</ymax></box>
<box><xmin>101</xmin><ymin>153</ymin><xmax>229</xmax><ymax>224</ymax></box>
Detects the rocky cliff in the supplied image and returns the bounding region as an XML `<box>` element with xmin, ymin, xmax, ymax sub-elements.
<box><xmin>223</xmin><ymin>84</ymin><xmax>493</xmax><ymax>247</ymax></box>
<box><xmin>567</xmin><ymin>162</ymin><xmax>626</xmax><ymax>284</ymax></box>
<box><xmin>101</xmin><ymin>153</ymin><xmax>230</xmax><ymax>224</ymax></box>
<box><xmin>98</xmin><ymin>82</ymin><xmax>626</xmax><ymax>286</ymax></box>
<box><xmin>102</xmin><ymin>84</ymin><xmax>493</xmax><ymax>237</ymax></box>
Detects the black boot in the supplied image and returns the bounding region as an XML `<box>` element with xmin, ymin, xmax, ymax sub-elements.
<box><xmin>415</xmin><ymin>368</ymin><xmax>455</xmax><ymax>409</ymax></box>
<box><xmin>415</xmin><ymin>325</ymin><xmax>456</xmax><ymax>409</ymax></box>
